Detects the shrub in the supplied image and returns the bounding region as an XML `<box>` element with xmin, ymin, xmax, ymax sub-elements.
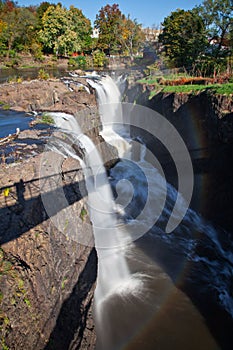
<box><xmin>8</xmin><ymin>76</ymin><xmax>23</xmax><ymax>83</ymax></box>
<box><xmin>30</xmin><ymin>42</ymin><xmax>44</xmax><ymax>62</ymax></box>
<box><xmin>92</xmin><ymin>50</ymin><xmax>107</xmax><ymax>67</ymax></box>
<box><xmin>37</xmin><ymin>69</ymin><xmax>49</xmax><ymax>80</ymax></box>
<box><xmin>5</xmin><ymin>58</ymin><xmax>19</xmax><ymax>68</ymax></box>
<box><xmin>193</xmin><ymin>56</ymin><xmax>229</xmax><ymax>77</ymax></box>
<box><xmin>68</xmin><ymin>55</ymin><xmax>87</xmax><ymax>68</ymax></box>
<box><xmin>68</xmin><ymin>58</ymin><xmax>76</xmax><ymax>66</ymax></box>
<box><xmin>40</xmin><ymin>113</ymin><xmax>54</xmax><ymax>124</ymax></box>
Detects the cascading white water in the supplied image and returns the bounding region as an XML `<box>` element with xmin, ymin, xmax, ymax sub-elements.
<box><xmin>87</xmin><ymin>76</ymin><xmax>132</xmax><ymax>158</ymax></box>
<box><xmin>46</xmin><ymin>79</ymin><xmax>155</xmax><ymax>348</ymax></box>
<box><xmin>46</xmin><ymin>75</ymin><xmax>233</xmax><ymax>350</ymax></box>
<box><xmin>47</xmin><ymin>111</ymin><xmax>140</xmax><ymax>349</ymax></box>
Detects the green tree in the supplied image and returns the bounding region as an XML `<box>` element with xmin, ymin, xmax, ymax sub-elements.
<box><xmin>39</xmin><ymin>4</ymin><xmax>68</xmax><ymax>55</ymax></box>
<box><xmin>196</xmin><ymin>0</ymin><xmax>233</xmax><ymax>57</ymax></box>
<box><xmin>39</xmin><ymin>4</ymin><xmax>92</xmax><ymax>56</ymax></box>
<box><xmin>36</xmin><ymin>1</ymin><xmax>55</xmax><ymax>31</ymax></box>
<box><xmin>68</xmin><ymin>5</ymin><xmax>92</xmax><ymax>52</ymax></box>
<box><xmin>159</xmin><ymin>9</ymin><xmax>208</xmax><ymax>68</ymax></box>
<box><xmin>94</xmin><ymin>3</ymin><xmax>123</xmax><ymax>54</ymax></box>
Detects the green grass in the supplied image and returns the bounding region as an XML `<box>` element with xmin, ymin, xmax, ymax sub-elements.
<box><xmin>138</xmin><ymin>77</ymin><xmax>159</xmax><ymax>85</ymax></box>
<box><xmin>2</xmin><ymin>104</ymin><xmax>10</xmax><ymax>110</ymax></box>
<box><xmin>33</xmin><ymin>113</ymin><xmax>54</xmax><ymax>125</ymax></box>
<box><xmin>149</xmin><ymin>83</ymin><xmax>233</xmax><ymax>98</ymax></box>
<box><xmin>212</xmin><ymin>83</ymin><xmax>233</xmax><ymax>95</ymax></box>
<box><xmin>138</xmin><ymin>73</ymin><xmax>191</xmax><ymax>85</ymax></box>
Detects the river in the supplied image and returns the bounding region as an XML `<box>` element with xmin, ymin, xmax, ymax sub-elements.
<box><xmin>0</xmin><ymin>66</ymin><xmax>70</xmax><ymax>84</ymax></box>
<box><xmin>0</xmin><ymin>109</ymin><xmax>33</xmax><ymax>138</ymax></box>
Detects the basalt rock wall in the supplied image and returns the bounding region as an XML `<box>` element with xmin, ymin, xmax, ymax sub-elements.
<box><xmin>126</xmin><ymin>84</ymin><xmax>233</xmax><ymax>232</ymax></box>
<box><xmin>126</xmin><ymin>83</ymin><xmax>233</xmax><ymax>144</ymax></box>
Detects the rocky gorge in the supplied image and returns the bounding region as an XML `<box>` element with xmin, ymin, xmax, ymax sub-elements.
<box><xmin>126</xmin><ymin>83</ymin><xmax>233</xmax><ymax>232</ymax></box>
<box><xmin>0</xmin><ymin>75</ymin><xmax>233</xmax><ymax>349</ymax></box>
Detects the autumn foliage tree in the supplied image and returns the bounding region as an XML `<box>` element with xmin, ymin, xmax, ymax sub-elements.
<box><xmin>94</xmin><ymin>4</ymin><xmax>122</xmax><ymax>54</ymax></box>
<box><xmin>0</xmin><ymin>1</ymin><xmax>36</xmax><ymax>58</ymax></box>
<box><xmin>0</xmin><ymin>1</ymin><xmax>93</xmax><ymax>58</ymax></box>
<box><xmin>120</xmin><ymin>16</ymin><xmax>145</xmax><ymax>59</ymax></box>
<box><xmin>94</xmin><ymin>3</ymin><xmax>144</xmax><ymax>56</ymax></box>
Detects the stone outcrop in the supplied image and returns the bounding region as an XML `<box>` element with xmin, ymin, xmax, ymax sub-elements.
<box><xmin>126</xmin><ymin>84</ymin><xmax>233</xmax><ymax>143</ymax></box>
<box><xmin>0</xmin><ymin>78</ymin><xmax>103</xmax><ymax>349</ymax></box>
<box><xmin>0</xmin><ymin>79</ymin><xmax>96</xmax><ymax>115</ymax></box>
<box><xmin>0</xmin><ymin>154</ymin><xmax>97</xmax><ymax>349</ymax></box>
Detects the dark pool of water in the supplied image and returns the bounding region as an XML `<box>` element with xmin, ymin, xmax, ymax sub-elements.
<box><xmin>0</xmin><ymin>109</ymin><xmax>33</xmax><ymax>138</ymax></box>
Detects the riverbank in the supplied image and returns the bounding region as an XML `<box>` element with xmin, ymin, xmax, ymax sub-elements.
<box><xmin>0</xmin><ymin>53</ymin><xmax>138</xmax><ymax>84</ymax></box>
<box><xmin>0</xmin><ymin>53</ymin><xmax>69</xmax><ymax>70</ymax></box>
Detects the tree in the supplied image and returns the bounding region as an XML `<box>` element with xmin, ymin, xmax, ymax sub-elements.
<box><xmin>94</xmin><ymin>4</ymin><xmax>123</xmax><ymax>54</ymax></box>
<box><xmin>159</xmin><ymin>9</ymin><xmax>208</xmax><ymax>68</ymax></box>
<box><xmin>95</xmin><ymin>4</ymin><xmax>144</xmax><ymax>56</ymax></box>
<box><xmin>0</xmin><ymin>4</ymin><xmax>36</xmax><ymax>58</ymax></box>
<box><xmin>36</xmin><ymin>1</ymin><xmax>55</xmax><ymax>31</ymax></box>
<box><xmin>196</xmin><ymin>0</ymin><xmax>233</xmax><ymax>57</ymax></box>
<box><xmin>120</xmin><ymin>16</ymin><xmax>145</xmax><ymax>59</ymax></box>
<box><xmin>68</xmin><ymin>6</ymin><xmax>92</xmax><ymax>52</ymax></box>
<box><xmin>39</xmin><ymin>4</ymin><xmax>68</xmax><ymax>55</ymax></box>
<box><xmin>39</xmin><ymin>4</ymin><xmax>92</xmax><ymax>56</ymax></box>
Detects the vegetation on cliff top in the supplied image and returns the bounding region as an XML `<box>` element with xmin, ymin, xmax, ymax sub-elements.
<box><xmin>159</xmin><ymin>0</ymin><xmax>233</xmax><ymax>75</ymax></box>
<box><xmin>138</xmin><ymin>73</ymin><xmax>233</xmax><ymax>98</ymax></box>
<box><xmin>147</xmin><ymin>83</ymin><xmax>233</xmax><ymax>98</ymax></box>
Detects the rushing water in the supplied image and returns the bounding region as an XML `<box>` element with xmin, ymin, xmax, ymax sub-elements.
<box><xmin>48</xmin><ymin>75</ymin><xmax>233</xmax><ymax>350</ymax></box>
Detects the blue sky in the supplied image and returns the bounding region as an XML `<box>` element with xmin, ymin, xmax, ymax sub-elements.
<box><xmin>18</xmin><ymin>0</ymin><xmax>204</xmax><ymax>27</ymax></box>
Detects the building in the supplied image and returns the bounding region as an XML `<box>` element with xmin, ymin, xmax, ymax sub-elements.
<box><xmin>91</xmin><ymin>28</ymin><xmax>99</xmax><ymax>39</ymax></box>
<box><xmin>142</xmin><ymin>27</ymin><xmax>162</xmax><ymax>43</ymax></box>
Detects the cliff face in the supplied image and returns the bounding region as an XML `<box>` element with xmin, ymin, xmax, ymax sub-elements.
<box><xmin>0</xmin><ymin>154</ymin><xmax>97</xmax><ymax>349</ymax></box>
<box><xmin>126</xmin><ymin>85</ymin><xmax>233</xmax><ymax>232</ymax></box>
<box><xmin>127</xmin><ymin>84</ymin><xmax>233</xmax><ymax>144</ymax></box>
<box><xmin>0</xmin><ymin>79</ymin><xmax>101</xmax><ymax>349</ymax></box>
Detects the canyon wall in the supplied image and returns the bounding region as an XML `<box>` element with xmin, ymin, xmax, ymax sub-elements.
<box><xmin>126</xmin><ymin>84</ymin><xmax>233</xmax><ymax>232</ymax></box>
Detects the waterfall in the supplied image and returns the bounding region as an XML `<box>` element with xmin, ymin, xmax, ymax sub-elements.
<box><xmin>47</xmin><ymin>110</ymin><xmax>138</xmax><ymax>349</ymax></box>
<box><xmin>87</xmin><ymin>75</ymin><xmax>131</xmax><ymax>158</ymax></box>
<box><xmin>46</xmin><ymin>75</ymin><xmax>233</xmax><ymax>350</ymax></box>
